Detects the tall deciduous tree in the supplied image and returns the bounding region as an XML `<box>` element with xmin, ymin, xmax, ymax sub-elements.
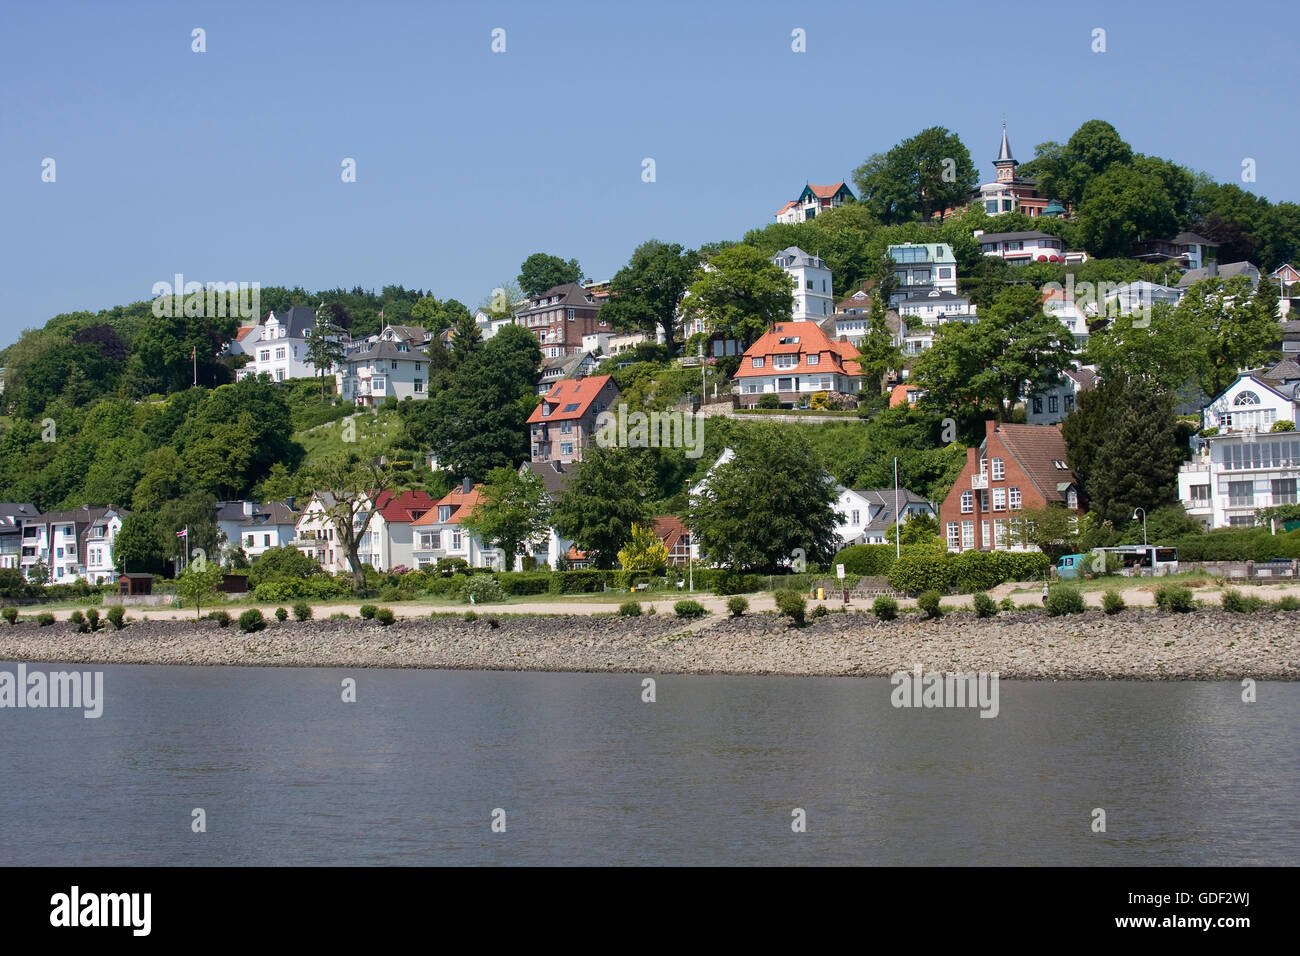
<box><xmin>1179</xmin><ymin>274</ymin><xmax>1280</xmax><ymax>399</ymax></box>
<box><xmin>551</xmin><ymin>446</ymin><xmax>655</xmax><ymax>569</ymax></box>
<box><xmin>687</xmin><ymin>426</ymin><xmax>840</xmax><ymax>572</ymax></box>
<box><xmin>685</xmin><ymin>245</ymin><xmax>793</xmax><ymax>348</ymax></box>
<box><xmin>304</xmin><ymin>453</ymin><xmax>396</xmax><ymax>591</ymax></box>
<box><xmin>460</xmin><ymin>466</ymin><xmax>552</xmax><ymax>570</ymax></box>
<box><xmin>912</xmin><ymin>285</ymin><xmax>1076</xmax><ymax>419</ymax></box>
<box><xmin>304</xmin><ymin>314</ymin><xmax>346</xmax><ymax>400</ymax></box>
<box><xmin>518</xmin><ymin>253</ymin><xmax>582</xmax><ymax>297</ymax></box>
<box><xmin>601</xmin><ymin>240</ymin><xmax>699</xmax><ymax>357</ymax></box>
<box><xmin>852</xmin><ymin>126</ymin><xmax>977</xmax><ymax>224</ymax></box>
<box><xmin>1037</xmin><ymin>120</ymin><xmax>1134</xmax><ymax>209</ymax></box>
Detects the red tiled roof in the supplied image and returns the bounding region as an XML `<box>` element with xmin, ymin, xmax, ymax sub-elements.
<box><xmin>890</xmin><ymin>383</ymin><xmax>922</xmax><ymax>407</ymax></box>
<box><xmin>808</xmin><ymin>182</ymin><xmax>847</xmax><ymax>199</ymax></box>
<box><xmin>991</xmin><ymin>422</ymin><xmax>1078</xmax><ymax>505</ymax></box>
<box><xmin>652</xmin><ymin>516</ymin><xmax>688</xmax><ymax>551</ymax></box>
<box><xmin>375</xmin><ymin>490</ymin><xmax>435</xmax><ymax>524</ymax></box>
<box><xmin>235</xmin><ymin>325</ymin><xmax>258</xmax><ymax>341</ymax></box>
<box><xmin>527</xmin><ymin>374</ymin><xmax>615</xmax><ymax>424</ymax></box>
<box><xmin>732</xmin><ymin>321</ymin><xmax>862</xmax><ymax>379</ymax></box>
<box><xmin>775</xmin><ymin>200</ymin><xmax>799</xmax><ymax>216</ymax></box>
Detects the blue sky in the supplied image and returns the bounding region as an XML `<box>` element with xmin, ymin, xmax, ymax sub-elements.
<box><xmin>2</xmin><ymin>0</ymin><xmax>1295</xmax><ymax>342</ymax></box>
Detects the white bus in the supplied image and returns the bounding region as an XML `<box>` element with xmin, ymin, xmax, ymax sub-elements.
<box><xmin>1095</xmin><ymin>545</ymin><xmax>1179</xmax><ymax>576</ymax></box>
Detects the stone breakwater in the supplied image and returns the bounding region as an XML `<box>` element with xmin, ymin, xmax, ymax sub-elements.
<box><xmin>0</xmin><ymin>609</ymin><xmax>1295</xmax><ymax>680</ymax></box>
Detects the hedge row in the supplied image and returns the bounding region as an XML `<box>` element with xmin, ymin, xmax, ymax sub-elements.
<box><xmin>1171</xmin><ymin>529</ymin><xmax>1300</xmax><ymax>562</ymax></box>
<box><xmin>886</xmin><ymin>550</ymin><xmax>1050</xmax><ymax>595</ymax></box>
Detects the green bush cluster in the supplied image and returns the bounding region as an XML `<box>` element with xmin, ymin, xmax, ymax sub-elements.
<box><xmin>359</xmin><ymin>604</ymin><xmax>378</xmax><ymax>620</ymax></box>
<box><xmin>1172</xmin><ymin>528</ymin><xmax>1300</xmax><ymax>562</ymax></box>
<box><xmin>1102</xmin><ymin>590</ymin><xmax>1126</xmax><ymax>615</ymax></box>
<box><xmin>1</xmin><ymin>606</ymin><xmax>17</xmax><ymax>625</ymax></box>
<box><xmin>618</xmin><ymin>600</ymin><xmax>642</xmax><ymax>617</ymax></box>
<box><xmin>85</xmin><ymin>608</ymin><xmax>100</xmax><ymax>631</ymax></box>
<box><xmin>1045</xmin><ymin>586</ymin><xmax>1085</xmax><ymax>616</ymax></box>
<box><xmin>37</xmin><ymin>611</ymin><xmax>55</xmax><ymax>627</ymax></box>
<box><xmin>917</xmin><ymin>591</ymin><xmax>942</xmax><ymax>619</ymax></box>
<box><xmin>972</xmin><ymin>592</ymin><xmax>998</xmax><ymax>618</ymax></box>
<box><xmin>464</xmin><ymin>576</ymin><xmax>505</xmax><ymax>605</ymax></box>
<box><xmin>274</xmin><ymin>607</ymin><xmax>288</xmax><ymax>622</ymax></box>
<box><xmin>673</xmin><ymin>600</ymin><xmax>706</xmax><ymax>619</ymax></box>
<box><xmin>774</xmin><ymin>590</ymin><xmax>806</xmax><ymax>625</ymax></box>
<box><xmin>1155</xmin><ymin>584</ymin><xmax>1195</xmax><ymax>613</ymax></box>
<box><xmin>726</xmin><ymin>596</ymin><xmax>748</xmax><ymax>617</ymax></box>
<box><xmin>374</xmin><ymin>607</ymin><xmax>395</xmax><ymax>626</ymax></box>
<box><xmin>208</xmin><ymin>610</ymin><xmax>232</xmax><ymax>627</ymax></box>
<box><xmin>872</xmin><ymin>595</ymin><xmax>898</xmax><ymax>621</ymax></box>
<box><xmin>1221</xmin><ymin>590</ymin><xmax>1266</xmax><ymax>613</ymax></box>
<box><xmin>106</xmin><ymin>605</ymin><xmax>125</xmax><ymax>629</ymax></box>
<box><xmin>238</xmin><ymin>608</ymin><xmax>266</xmax><ymax>633</ymax></box>
<box><xmin>292</xmin><ymin>601</ymin><xmax>312</xmax><ymax>621</ymax></box>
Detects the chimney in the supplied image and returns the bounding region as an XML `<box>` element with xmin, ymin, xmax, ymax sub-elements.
<box><xmin>1208</xmin><ymin>261</ymin><xmax>1218</xmax><ymax>277</ymax></box>
<box><xmin>243</xmin><ymin>500</ymin><xmax>254</xmax><ymax>517</ymax></box>
<box><xmin>462</xmin><ymin>477</ymin><xmax>472</xmax><ymax>495</ymax></box>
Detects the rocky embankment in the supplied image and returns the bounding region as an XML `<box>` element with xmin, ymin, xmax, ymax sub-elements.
<box><xmin>0</xmin><ymin>608</ymin><xmax>1295</xmax><ymax>680</ymax></box>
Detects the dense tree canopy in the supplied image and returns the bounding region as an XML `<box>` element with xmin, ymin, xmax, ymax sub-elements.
<box><xmin>517</xmin><ymin>253</ymin><xmax>583</xmax><ymax>297</ymax></box>
<box><xmin>601</xmin><ymin>240</ymin><xmax>699</xmax><ymax>357</ymax></box>
<box><xmin>852</xmin><ymin>126</ymin><xmax>977</xmax><ymax>224</ymax></box>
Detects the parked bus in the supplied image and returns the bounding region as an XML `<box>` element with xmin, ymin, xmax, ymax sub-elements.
<box><xmin>1055</xmin><ymin>546</ymin><xmax>1178</xmax><ymax>579</ymax></box>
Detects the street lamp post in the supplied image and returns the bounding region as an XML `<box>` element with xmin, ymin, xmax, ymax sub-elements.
<box><xmin>1133</xmin><ymin>508</ymin><xmax>1147</xmax><ymax>546</ymax></box>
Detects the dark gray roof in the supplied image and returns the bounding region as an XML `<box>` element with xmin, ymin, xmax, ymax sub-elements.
<box><xmin>978</xmin><ymin>231</ymin><xmax>1057</xmax><ymax>244</ymax></box>
<box><xmin>518</xmin><ymin>283</ymin><xmax>597</xmax><ymax>315</ymax></box>
<box><xmin>521</xmin><ymin>460</ymin><xmax>574</xmax><ymax>499</ymax></box>
<box><xmin>1171</xmin><ymin>231</ymin><xmax>1216</xmax><ymax>246</ymax></box>
<box><xmin>1264</xmin><ymin>359</ymin><xmax>1300</xmax><ymax>384</ymax></box>
<box><xmin>1177</xmin><ymin>261</ymin><xmax>1261</xmax><ymax>288</ymax></box>
<box><xmin>343</xmin><ymin>340</ymin><xmax>423</xmax><ymax>363</ymax></box>
<box><xmin>848</xmin><ymin>488</ymin><xmax>933</xmax><ymax>535</ymax></box>
<box><xmin>216</xmin><ymin>500</ymin><xmax>299</xmax><ymax>527</ymax></box>
<box><xmin>271</xmin><ymin>305</ymin><xmax>318</xmax><ymax>338</ymax></box>
<box><xmin>1281</xmin><ymin>321</ymin><xmax>1300</xmax><ymax>335</ymax></box>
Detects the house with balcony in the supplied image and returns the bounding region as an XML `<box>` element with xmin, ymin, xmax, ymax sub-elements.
<box><xmin>515</xmin><ymin>283</ymin><xmax>608</xmax><ymax>359</ymax></box>
<box><xmin>364</xmin><ymin>490</ymin><xmax>435</xmax><ymax>571</ymax></box>
<box><xmin>1131</xmin><ymin>232</ymin><xmax>1218</xmax><ymax>271</ymax></box>
<box><xmin>528</xmin><ymin>374</ymin><xmax>620</xmax><ymax>464</ymax></box>
<box><xmin>0</xmin><ymin>503</ymin><xmax>38</xmax><ymax>571</ymax></box>
<box><xmin>976</xmin><ymin>230</ymin><xmax>1073</xmax><ymax>265</ymax></box>
<box><xmin>293</xmin><ymin>492</ymin><xmax>363</xmax><ymax>575</ymax></box>
<box><xmin>938</xmin><ymin>421</ymin><xmax>1082</xmax><ymax>552</ymax></box>
<box><xmin>410</xmin><ymin>480</ymin><xmax>501</xmax><ymax>570</ymax></box>
<box><xmin>1201</xmin><ymin>372</ymin><xmax>1300</xmax><ymax>435</ymax></box>
<box><xmin>337</xmin><ymin>339</ymin><xmax>429</xmax><ymax>407</ymax></box>
<box><xmin>775</xmin><ymin>182</ymin><xmax>855</xmax><ymax>223</ymax></box>
<box><xmin>772</xmin><ymin>247</ymin><xmax>834</xmax><ymax>320</ymax></box>
<box><xmin>732</xmin><ymin>321</ymin><xmax>863</xmax><ymax>406</ymax></box>
<box><xmin>216</xmin><ymin>499</ymin><xmax>299</xmax><ymax>564</ymax></box>
<box><xmin>236</xmin><ymin>306</ymin><xmax>329</xmax><ymax>382</ymax></box>
<box><xmin>20</xmin><ymin>505</ymin><xmax>127</xmax><ymax>584</ymax></box>
<box><xmin>886</xmin><ymin>243</ymin><xmax>959</xmax><ymax>307</ymax></box>
<box><xmin>1179</xmin><ymin>429</ymin><xmax>1300</xmax><ymax>528</ymax></box>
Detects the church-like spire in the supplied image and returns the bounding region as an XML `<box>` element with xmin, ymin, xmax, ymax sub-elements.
<box><xmin>996</xmin><ymin>118</ymin><xmax>1014</xmax><ymax>163</ymax></box>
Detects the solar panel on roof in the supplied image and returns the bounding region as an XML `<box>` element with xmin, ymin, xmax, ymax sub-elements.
<box><xmin>562</xmin><ymin>403</ymin><xmax>580</xmax><ymax>413</ymax></box>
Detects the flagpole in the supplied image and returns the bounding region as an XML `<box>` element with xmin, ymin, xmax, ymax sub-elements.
<box><xmin>192</xmin><ymin>347</ymin><xmax>197</xmax><ymax>386</ymax></box>
<box><xmin>894</xmin><ymin>457</ymin><xmax>901</xmax><ymax>559</ymax></box>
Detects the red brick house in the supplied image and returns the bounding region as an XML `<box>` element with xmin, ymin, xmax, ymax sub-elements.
<box><xmin>652</xmin><ymin>516</ymin><xmax>693</xmax><ymax>566</ymax></box>
<box><xmin>514</xmin><ymin>282</ymin><xmax>609</xmax><ymax>358</ymax></box>
<box><xmin>527</xmin><ymin>374</ymin><xmax>621</xmax><ymax>464</ymax></box>
<box><xmin>938</xmin><ymin>420</ymin><xmax>1082</xmax><ymax>552</ymax></box>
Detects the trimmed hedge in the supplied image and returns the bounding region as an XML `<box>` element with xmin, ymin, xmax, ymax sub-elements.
<box><xmin>832</xmin><ymin>544</ymin><xmax>898</xmax><ymax>578</ymax></box>
<box><xmin>252</xmin><ymin>575</ymin><xmax>353</xmax><ymax>602</ymax></box>
<box><xmin>887</xmin><ymin>549</ymin><xmax>1050</xmax><ymax>595</ymax></box>
<box><xmin>497</xmin><ymin>572</ymin><xmax>554</xmax><ymax>596</ymax></box>
<box><xmin>888</xmin><ymin>555</ymin><xmax>953</xmax><ymax>595</ymax></box>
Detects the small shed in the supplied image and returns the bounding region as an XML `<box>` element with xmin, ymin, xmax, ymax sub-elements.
<box><xmin>220</xmin><ymin>574</ymin><xmax>249</xmax><ymax>594</ymax></box>
<box><xmin>118</xmin><ymin>573</ymin><xmax>154</xmax><ymax>596</ymax></box>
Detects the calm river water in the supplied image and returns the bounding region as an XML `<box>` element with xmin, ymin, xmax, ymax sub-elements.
<box><xmin>1</xmin><ymin>664</ymin><xmax>1295</xmax><ymax>865</ymax></box>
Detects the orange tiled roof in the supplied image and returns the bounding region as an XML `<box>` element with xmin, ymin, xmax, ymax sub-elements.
<box><xmin>732</xmin><ymin>321</ymin><xmax>862</xmax><ymax>379</ymax></box>
<box><xmin>411</xmin><ymin>484</ymin><xmax>482</xmax><ymax>526</ymax></box>
<box><xmin>807</xmin><ymin>182</ymin><xmax>847</xmax><ymax>199</ymax></box>
<box><xmin>235</xmin><ymin>325</ymin><xmax>258</xmax><ymax>341</ymax></box>
<box><xmin>776</xmin><ymin>199</ymin><xmax>799</xmax><ymax>216</ymax></box>
<box><xmin>527</xmin><ymin>374</ymin><xmax>615</xmax><ymax>424</ymax></box>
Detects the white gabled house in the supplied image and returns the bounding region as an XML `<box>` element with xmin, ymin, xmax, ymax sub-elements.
<box><xmin>410</xmin><ymin>480</ymin><xmax>502</xmax><ymax>570</ymax></box>
<box><xmin>337</xmin><ymin>339</ymin><xmax>430</xmax><ymax>407</ymax></box>
<box><xmin>1202</xmin><ymin>373</ymin><xmax>1300</xmax><ymax>434</ymax></box>
<box><xmin>237</xmin><ymin>306</ymin><xmax>327</xmax><ymax>382</ymax></box>
<box><xmin>19</xmin><ymin>505</ymin><xmax>127</xmax><ymax>584</ymax></box>
<box><xmin>216</xmin><ymin>500</ymin><xmax>299</xmax><ymax>564</ymax></box>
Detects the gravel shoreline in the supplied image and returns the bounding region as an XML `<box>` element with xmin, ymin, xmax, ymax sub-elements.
<box><xmin>0</xmin><ymin>609</ymin><xmax>1295</xmax><ymax>680</ymax></box>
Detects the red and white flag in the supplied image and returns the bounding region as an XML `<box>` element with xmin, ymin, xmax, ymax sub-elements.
<box><xmin>175</xmin><ymin>528</ymin><xmax>187</xmax><ymax>538</ymax></box>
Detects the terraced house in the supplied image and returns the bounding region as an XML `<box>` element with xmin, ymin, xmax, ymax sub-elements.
<box><xmin>939</xmin><ymin>422</ymin><xmax>1082</xmax><ymax>553</ymax></box>
<box><xmin>18</xmin><ymin>505</ymin><xmax>127</xmax><ymax>583</ymax></box>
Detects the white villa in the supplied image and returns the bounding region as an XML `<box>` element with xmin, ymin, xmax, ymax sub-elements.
<box><xmin>771</xmin><ymin>247</ymin><xmax>834</xmax><ymax>320</ymax></box>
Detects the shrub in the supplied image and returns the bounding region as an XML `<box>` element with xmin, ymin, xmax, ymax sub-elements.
<box><xmin>1274</xmin><ymin>595</ymin><xmax>1300</xmax><ymax>611</ymax></box>
<box><xmin>757</xmin><ymin>393</ymin><xmax>780</xmax><ymax>409</ymax></box>
<box><xmin>1045</xmin><ymin>585</ymin><xmax>1085</xmax><ymax>616</ymax></box>
<box><xmin>274</xmin><ymin>607</ymin><xmax>288</xmax><ymax>622</ymax></box>
<box><xmin>486</xmin><ymin>615</ymin><xmax>501</xmax><ymax>629</ymax></box>
<box><xmin>999</xmin><ymin>596</ymin><xmax>1015</xmax><ymax>611</ymax></box>
<box><xmin>1102</xmin><ymin>590</ymin><xmax>1125</xmax><ymax>615</ymax></box>
<box><xmin>715</xmin><ymin>572</ymin><xmax>762</xmax><ymax>595</ymax></box>
<box><xmin>618</xmin><ymin>600</ymin><xmax>642</xmax><ymax>617</ymax></box>
<box><xmin>774</xmin><ymin>589</ymin><xmax>806</xmax><ymax>625</ymax></box>
<box><xmin>887</xmin><ymin>554</ymin><xmax>952</xmax><ymax>594</ymax></box>
<box><xmin>359</xmin><ymin>604</ymin><xmax>377</xmax><ymax>620</ymax></box>
<box><xmin>674</xmin><ymin>599</ymin><xmax>706</xmax><ymax>619</ymax></box>
<box><xmin>208</xmin><ymin>610</ymin><xmax>232</xmax><ymax>627</ymax></box>
<box><xmin>37</xmin><ymin>611</ymin><xmax>55</xmax><ymax>627</ymax></box>
<box><xmin>1221</xmin><ymin>590</ymin><xmax>1264</xmax><ymax>613</ymax></box>
<box><xmin>464</xmin><ymin>575</ymin><xmax>505</xmax><ymax>605</ymax></box>
<box><xmin>329</xmin><ymin>612</ymin><xmax>349</xmax><ymax>620</ymax></box>
<box><xmin>69</xmin><ymin>609</ymin><xmax>87</xmax><ymax>632</ymax></box>
<box><xmin>872</xmin><ymin>595</ymin><xmax>898</xmax><ymax>621</ymax></box>
<box><xmin>917</xmin><ymin>590</ymin><xmax>942</xmax><ymax>619</ymax></box>
<box><xmin>238</xmin><ymin>608</ymin><xmax>266</xmax><ymax>633</ymax></box>
<box><xmin>374</xmin><ymin>607</ymin><xmax>395</xmax><ymax>626</ymax></box>
<box><xmin>1155</xmin><ymin>584</ymin><xmax>1194</xmax><ymax>613</ymax></box>
<box><xmin>809</xmin><ymin>604</ymin><xmax>829</xmax><ymax>620</ymax></box>
<box><xmin>463</xmin><ymin>610</ymin><xmax>478</xmax><ymax>622</ymax></box>
<box><xmin>378</xmin><ymin>586</ymin><xmax>400</xmax><ymax>603</ymax></box>
<box><xmin>726</xmin><ymin>596</ymin><xmax>748</xmax><ymax>618</ymax></box>
<box><xmin>106</xmin><ymin>605</ymin><xmax>125</xmax><ymax>629</ymax></box>
<box><xmin>292</xmin><ymin>601</ymin><xmax>312</xmax><ymax>621</ymax></box>
<box><xmin>832</xmin><ymin>544</ymin><xmax>898</xmax><ymax>578</ymax></box>
<box><xmin>85</xmin><ymin>608</ymin><xmax>100</xmax><ymax>631</ymax></box>
<box><xmin>497</xmin><ymin>572</ymin><xmax>553</xmax><ymax>596</ymax></box>
<box><xmin>972</xmin><ymin>592</ymin><xmax>998</xmax><ymax>618</ymax></box>
<box><xmin>1</xmin><ymin>606</ymin><xmax>17</xmax><ymax>625</ymax></box>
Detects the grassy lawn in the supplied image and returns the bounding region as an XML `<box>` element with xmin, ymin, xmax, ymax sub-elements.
<box><xmin>1005</xmin><ymin>571</ymin><xmax>1291</xmax><ymax>595</ymax></box>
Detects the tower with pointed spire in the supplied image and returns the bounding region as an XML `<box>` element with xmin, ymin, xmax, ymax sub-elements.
<box><xmin>994</xmin><ymin>121</ymin><xmax>1017</xmax><ymax>183</ymax></box>
<box><xmin>974</xmin><ymin>120</ymin><xmax>1050</xmax><ymax>218</ymax></box>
